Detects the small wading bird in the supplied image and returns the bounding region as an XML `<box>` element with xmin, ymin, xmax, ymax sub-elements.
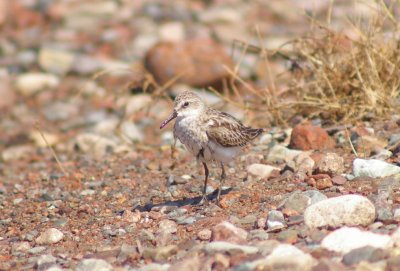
<box><xmin>160</xmin><ymin>91</ymin><xmax>263</xmax><ymax>204</ymax></box>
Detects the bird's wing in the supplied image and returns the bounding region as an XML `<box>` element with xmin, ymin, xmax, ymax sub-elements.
<box><xmin>205</xmin><ymin>110</ymin><xmax>263</xmax><ymax>147</ymax></box>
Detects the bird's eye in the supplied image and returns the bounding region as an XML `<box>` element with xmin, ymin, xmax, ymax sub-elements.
<box><xmin>183</xmin><ymin>102</ymin><xmax>189</xmax><ymax>107</ymax></box>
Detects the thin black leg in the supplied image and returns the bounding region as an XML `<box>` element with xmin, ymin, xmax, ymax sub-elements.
<box><xmin>200</xmin><ymin>162</ymin><xmax>209</xmax><ymax>204</ymax></box>
<box><xmin>217</xmin><ymin>162</ymin><xmax>226</xmax><ymax>205</ymax></box>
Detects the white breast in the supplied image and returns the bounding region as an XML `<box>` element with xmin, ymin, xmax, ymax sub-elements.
<box><xmin>174</xmin><ymin>115</ymin><xmax>242</xmax><ymax>163</ymax></box>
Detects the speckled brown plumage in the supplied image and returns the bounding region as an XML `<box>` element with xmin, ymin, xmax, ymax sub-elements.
<box><xmin>160</xmin><ymin>90</ymin><xmax>264</xmax><ymax>205</ymax></box>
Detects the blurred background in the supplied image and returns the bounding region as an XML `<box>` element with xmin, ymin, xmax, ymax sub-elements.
<box><xmin>1</xmin><ymin>0</ymin><xmax>394</xmax><ymax>162</ymax></box>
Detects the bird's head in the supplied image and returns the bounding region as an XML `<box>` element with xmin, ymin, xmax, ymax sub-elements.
<box><xmin>160</xmin><ymin>91</ymin><xmax>205</xmax><ymax>129</ymax></box>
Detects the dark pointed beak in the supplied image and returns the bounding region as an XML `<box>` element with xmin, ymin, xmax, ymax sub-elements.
<box><xmin>160</xmin><ymin>111</ymin><xmax>177</xmax><ymax>129</ymax></box>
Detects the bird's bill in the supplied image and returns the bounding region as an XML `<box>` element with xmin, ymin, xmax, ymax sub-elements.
<box><xmin>160</xmin><ymin>111</ymin><xmax>177</xmax><ymax>129</ymax></box>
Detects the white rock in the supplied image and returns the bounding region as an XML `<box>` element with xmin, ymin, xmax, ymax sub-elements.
<box><xmin>247</xmin><ymin>164</ymin><xmax>279</xmax><ymax>179</ymax></box>
<box><xmin>35</xmin><ymin>228</ymin><xmax>64</xmax><ymax>245</ymax></box>
<box><xmin>321</xmin><ymin>227</ymin><xmax>393</xmax><ymax>253</ymax></box>
<box><xmin>76</xmin><ymin>259</ymin><xmax>113</xmax><ymax>271</ymax></box>
<box><xmin>236</xmin><ymin>244</ymin><xmax>316</xmax><ymax>271</ymax></box>
<box><xmin>353</xmin><ymin>158</ymin><xmax>400</xmax><ymax>178</ymax></box>
<box><xmin>304</xmin><ymin>194</ymin><xmax>375</xmax><ymax>229</ymax></box>
<box><xmin>267</xmin><ymin>145</ymin><xmax>304</xmax><ymax>163</ymax></box>
<box><xmin>16</xmin><ymin>73</ymin><xmax>60</xmax><ymax>96</ymax></box>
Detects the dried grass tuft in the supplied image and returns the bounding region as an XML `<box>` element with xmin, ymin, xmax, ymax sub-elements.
<box><xmin>231</xmin><ymin>1</ymin><xmax>400</xmax><ymax>125</ymax></box>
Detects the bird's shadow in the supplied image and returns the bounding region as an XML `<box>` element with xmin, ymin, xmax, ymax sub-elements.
<box><xmin>132</xmin><ymin>188</ymin><xmax>233</xmax><ymax>212</ymax></box>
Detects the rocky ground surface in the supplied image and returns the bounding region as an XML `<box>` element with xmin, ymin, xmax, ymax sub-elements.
<box><xmin>2</xmin><ymin>0</ymin><xmax>400</xmax><ymax>270</ymax></box>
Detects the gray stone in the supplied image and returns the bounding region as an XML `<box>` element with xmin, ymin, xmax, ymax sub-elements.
<box><xmin>377</xmin><ymin>208</ymin><xmax>393</xmax><ymax>222</ymax></box>
<box><xmin>266</xmin><ymin>210</ymin><xmax>285</xmax><ymax>231</ymax></box>
<box><xmin>204</xmin><ymin>241</ymin><xmax>258</xmax><ymax>254</ymax></box>
<box><xmin>28</xmin><ymin>246</ymin><xmax>47</xmax><ymax>254</ymax></box>
<box><xmin>76</xmin><ymin>259</ymin><xmax>113</xmax><ymax>271</ymax></box>
<box><xmin>304</xmin><ymin>195</ymin><xmax>376</xmax><ymax>229</ymax></box>
<box><xmin>36</xmin><ymin>228</ymin><xmax>64</xmax><ymax>245</ymax></box>
<box><xmin>342</xmin><ymin>246</ymin><xmax>387</xmax><ymax>266</ymax></box>
<box><xmin>36</xmin><ymin>254</ymin><xmax>57</xmax><ymax>267</ymax></box>
<box><xmin>281</xmin><ymin>190</ymin><xmax>327</xmax><ymax>214</ymax></box>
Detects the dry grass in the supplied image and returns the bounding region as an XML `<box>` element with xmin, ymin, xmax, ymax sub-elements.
<box><xmin>227</xmin><ymin>1</ymin><xmax>400</xmax><ymax>125</ymax></box>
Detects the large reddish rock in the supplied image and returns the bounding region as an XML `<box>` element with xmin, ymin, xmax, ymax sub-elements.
<box><xmin>144</xmin><ymin>38</ymin><xmax>233</xmax><ymax>88</ymax></box>
<box><xmin>289</xmin><ymin>125</ymin><xmax>335</xmax><ymax>150</ymax></box>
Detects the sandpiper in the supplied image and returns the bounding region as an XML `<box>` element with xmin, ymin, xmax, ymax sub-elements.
<box><xmin>160</xmin><ymin>90</ymin><xmax>263</xmax><ymax>204</ymax></box>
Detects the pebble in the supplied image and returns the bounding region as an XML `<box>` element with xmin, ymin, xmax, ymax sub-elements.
<box><xmin>281</xmin><ymin>190</ymin><xmax>327</xmax><ymax>214</ymax></box>
<box><xmin>28</xmin><ymin>246</ymin><xmax>47</xmax><ymax>254</ymax></box>
<box><xmin>2</xmin><ymin>145</ymin><xmax>34</xmax><ymax>162</ymax></box>
<box><xmin>15</xmin><ymin>73</ymin><xmax>60</xmax><ymax>96</ymax></box>
<box><xmin>35</xmin><ymin>228</ymin><xmax>64</xmax><ymax>245</ymax></box>
<box><xmin>142</xmin><ymin>245</ymin><xmax>179</xmax><ymax>261</ymax></box>
<box><xmin>289</xmin><ymin>124</ymin><xmax>335</xmax><ymax>150</ymax></box>
<box><xmin>74</xmin><ymin>133</ymin><xmax>118</xmax><ymax>158</ymax></box>
<box><xmin>43</xmin><ymin>101</ymin><xmax>79</xmax><ymax>121</ymax></box>
<box><xmin>342</xmin><ymin>246</ymin><xmax>387</xmax><ymax>266</ymax></box>
<box><xmin>12</xmin><ymin>242</ymin><xmax>31</xmax><ymax>253</ymax></box>
<box><xmin>276</xmin><ymin>229</ymin><xmax>298</xmax><ymax>244</ymax></box>
<box><xmin>38</xmin><ymin>47</ymin><xmax>75</xmax><ymax>75</ymax></box>
<box><xmin>266</xmin><ymin>210</ymin><xmax>285</xmax><ymax>231</ymax></box>
<box><xmin>204</xmin><ymin>241</ymin><xmax>258</xmax><ymax>254</ymax></box>
<box><xmin>158</xmin><ymin>219</ymin><xmax>177</xmax><ymax>234</ymax></box>
<box><xmin>36</xmin><ymin>254</ymin><xmax>57</xmax><ymax>268</ymax></box>
<box><xmin>266</xmin><ymin>145</ymin><xmax>303</xmax><ymax>163</ymax></box>
<box><xmin>304</xmin><ymin>194</ymin><xmax>376</xmax><ymax>229</ymax></box>
<box><xmin>120</xmin><ymin>121</ymin><xmax>144</xmax><ymax>142</ymax></box>
<box><xmin>390</xmin><ymin>226</ymin><xmax>400</xmax><ymax>247</ymax></box>
<box><xmin>197</xmin><ymin>229</ymin><xmax>212</xmax><ymax>241</ymax></box>
<box><xmin>321</xmin><ymin>227</ymin><xmax>393</xmax><ymax>253</ymax></box>
<box><xmin>235</xmin><ymin>244</ymin><xmax>316</xmax><ymax>271</ymax></box>
<box><xmin>212</xmin><ymin>221</ymin><xmax>247</xmax><ymax>244</ymax></box>
<box><xmin>76</xmin><ymin>259</ymin><xmax>113</xmax><ymax>271</ymax></box>
<box><xmin>247</xmin><ymin>163</ymin><xmax>279</xmax><ymax>179</ymax></box>
<box><xmin>353</xmin><ymin>158</ymin><xmax>400</xmax><ymax>178</ymax></box>
<box><xmin>315</xmin><ymin>152</ymin><xmax>345</xmax><ymax>176</ymax></box>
